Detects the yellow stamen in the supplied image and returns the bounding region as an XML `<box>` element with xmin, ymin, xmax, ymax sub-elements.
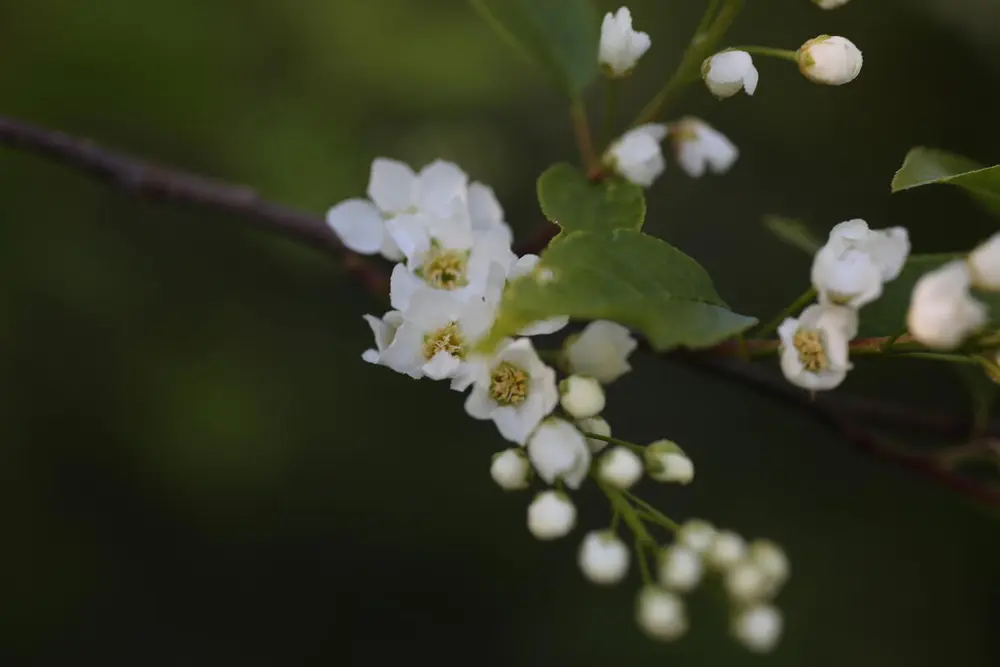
<box><xmin>792</xmin><ymin>329</ymin><xmax>828</xmax><ymax>372</ymax></box>
<box><xmin>422</xmin><ymin>322</ymin><xmax>465</xmax><ymax>361</ymax></box>
<box><xmin>489</xmin><ymin>361</ymin><xmax>529</xmax><ymax>406</ymax></box>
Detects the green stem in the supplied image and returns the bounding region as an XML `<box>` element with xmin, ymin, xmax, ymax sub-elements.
<box><xmin>752</xmin><ymin>287</ymin><xmax>817</xmax><ymax>338</ymax></box>
<box><xmin>600</xmin><ymin>79</ymin><xmax>619</xmax><ymax>151</ymax></box>
<box><xmin>636</xmin><ymin>538</ymin><xmax>653</xmax><ymax>584</ymax></box>
<box><xmin>728</xmin><ymin>45</ymin><xmax>798</xmax><ymax>62</ymax></box>
<box><xmin>610</xmin><ymin>510</ymin><xmax>621</xmax><ymax>534</ymax></box>
<box><xmin>582</xmin><ymin>432</ymin><xmax>645</xmax><ymax>454</ymax></box>
<box><xmin>570</xmin><ymin>99</ymin><xmax>598</xmax><ymax>172</ymax></box>
<box><xmin>623</xmin><ymin>490</ymin><xmax>679</xmax><ymax>532</ymax></box>
<box><xmin>892</xmin><ymin>352</ymin><xmax>980</xmax><ymax>365</ymax></box>
<box><xmin>694</xmin><ymin>0</ymin><xmax>722</xmax><ymax>37</ymax></box>
<box><xmin>599</xmin><ymin>480</ymin><xmax>653</xmax><ymax>544</ymax></box>
<box><xmin>632</xmin><ymin>0</ymin><xmax>744</xmax><ymax>126</ymax></box>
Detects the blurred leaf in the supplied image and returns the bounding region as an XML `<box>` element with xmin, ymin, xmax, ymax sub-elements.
<box><xmin>892</xmin><ymin>147</ymin><xmax>1000</xmax><ymax>217</ymax></box>
<box><xmin>481</xmin><ymin>229</ymin><xmax>757</xmax><ymax>351</ymax></box>
<box><xmin>762</xmin><ymin>215</ymin><xmax>822</xmax><ymax>254</ymax></box>
<box><xmin>538</xmin><ymin>163</ymin><xmax>645</xmax><ymax>235</ymax></box>
<box><xmin>859</xmin><ymin>254</ymin><xmax>1000</xmax><ymax>337</ymax></box>
<box><xmin>471</xmin><ymin>0</ymin><xmax>599</xmax><ymax>98</ymax></box>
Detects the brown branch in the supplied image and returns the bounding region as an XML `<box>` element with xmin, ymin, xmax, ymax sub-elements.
<box><xmin>2</xmin><ymin>113</ymin><xmax>998</xmax><ymax>509</ymax></box>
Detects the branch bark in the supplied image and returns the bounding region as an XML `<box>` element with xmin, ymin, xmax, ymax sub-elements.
<box><xmin>3</xmin><ymin>114</ymin><xmax>998</xmax><ymax>509</ymax></box>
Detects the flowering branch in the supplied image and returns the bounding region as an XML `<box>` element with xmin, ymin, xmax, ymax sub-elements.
<box><xmin>1</xmin><ymin>113</ymin><xmax>995</xmax><ymax>510</ymax></box>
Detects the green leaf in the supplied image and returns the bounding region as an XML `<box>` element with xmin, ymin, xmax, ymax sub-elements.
<box><xmin>761</xmin><ymin>215</ymin><xmax>822</xmax><ymax>254</ymax></box>
<box><xmin>481</xmin><ymin>229</ymin><xmax>757</xmax><ymax>351</ymax></box>
<box><xmin>471</xmin><ymin>0</ymin><xmax>599</xmax><ymax>98</ymax></box>
<box><xmin>859</xmin><ymin>253</ymin><xmax>1000</xmax><ymax>337</ymax></box>
<box><xmin>537</xmin><ymin>163</ymin><xmax>645</xmax><ymax>234</ymax></box>
<box><xmin>891</xmin><ymin>147</ymin><xmax>1000</xmax><ymax>217</ymax></box>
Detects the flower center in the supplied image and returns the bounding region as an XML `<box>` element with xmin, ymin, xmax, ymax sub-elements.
<box><xmin>792</xmin><ymin>329</ymin><xmax>828</xmax><ymax>373</ymax></box>
<box><xmin>416</xmin><ymin>243</ymin><xmax>469</xmax><ymax>290</ymax></box>
<box><xmin>489</xmin><ymin>361</ymin><xmax>529</xmax><ymax>406</ymax></box>
<box><xmin>422</xmin><ymin>322</ymin><xmax>465</xmax><ymax>361</ymax></box>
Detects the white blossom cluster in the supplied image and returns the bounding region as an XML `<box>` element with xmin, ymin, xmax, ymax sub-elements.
<box><xmin>779</xmin><ymin>219</ymin><xmax>910</xmax><ymax>391</ymax></box>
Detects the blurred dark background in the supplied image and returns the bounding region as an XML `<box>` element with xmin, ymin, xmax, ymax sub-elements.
<box><xmin>2</xmin><ymin>0</ymin><xmax>1000</xmax><ymax>664</ymax></box>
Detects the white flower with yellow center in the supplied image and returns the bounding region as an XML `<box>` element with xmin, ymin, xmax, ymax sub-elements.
<box><xmin>811</xmin><ymin>219</ymin><xmax>910</xmax><ymax>308</ymax></box>
<box><xmin>360</xmin><ymin>310</ymin><xmax>405</xmax><ymax>365</ymax></box>
<box><xmin>669</xmin><ymin>117</ymin><xmax>739</xmax><ymax>178</ymax></box>
<box><xmin>778</xmin><ymin>303</ymin><xmax>859</xmax><ymax>391</ymax></box>
<box><xmin>378</xmin><ymin>290</ymin><xmax>495</xmax><ymax>382</ymax></box>
<box><xmin>526</xmin><ymin>418</ymin><xmax>591</xmax><ymax>489</ymax></box>
<box><xmin>564</xmin><ymin>320</ymin><xmax>638</xmax><ymax>384</ymax></box>
<box><xmin>464</xmin><ymin>338</ymin><xmax>559</xmax><ymax>444</ymax></box>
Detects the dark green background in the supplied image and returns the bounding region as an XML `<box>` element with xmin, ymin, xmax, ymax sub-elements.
<box><xmin>2</xmin><ymin>0</ymin><xmax>999</xmax><ymax>664</ymax></box>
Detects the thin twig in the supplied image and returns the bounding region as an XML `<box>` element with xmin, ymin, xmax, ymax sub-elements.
<box><xmin>2</xmin><ymin>113</ymin><xmax>998</xmax><ymax>509</ymax></box>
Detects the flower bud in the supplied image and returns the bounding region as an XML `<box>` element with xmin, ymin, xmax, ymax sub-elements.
<box><xmin>907</xmin><ymin>260</ymin><xmax>987</xmax><ymax>349</ymax></box>
<box><xmin>702</xmin><ymin>50</ymin><xmax>758</xmax><ymax>98</ymax></box>
<box><xmin>636</xmin><ymin>586</ymin><xmax>688</xmax><ymax>641</ymax></box>
<box><xmin>748</xmin><ymin>539</ymin><xmax>790</xmax><ymax>592</ymax></box>
<box><xmin>644</xmin><ymin>440</ymin><xmax>694</xmax><ymax>484</ymax></box>
<box><xmin>598</xmin><ymin>446</ymin><xmax>644</xmax><ymax>489</ymax></box>
<box><xmin>677</xmin><ymin>519</ymin><xmax>717</xmax><ymax>553</ymax></box>
<box><xmin>604</xmin><ymin>124</ymin><xmax>668</xmax><ymax>188</ymax></box>
<box><xmin>969</xmin><ymin>232</ymin><xmax>1000</xmax><ymax>291</ymax></box>
<box><xmin>577</xmin><ymin>415</ymin><xmax>612</xmax><ymax>452</ymax></box>
<box><xmin>527</xmin><ymin>418</ymin><xmax>591</xmax><ymax>490</ymax></box>
<box><xmin>724</xmin><ymin>562</ymin><xmax>771</xmax><ymax>603</ymax></box>
<box><xmin>797</xmin><ymin>35</ymin><xmax>862</xmax><ymax>85</ymax></box>
<box><xmin>706</xmin><ymin>530</ymin><xmax>748</xmax><ymax>570</ymax></box>
<box><xmin>490</xmin><ymin>448</ymin><xmax>532</xmax><ymax>491</ymax></box>
<box><xmin>527</xmin><ymin>491</ymin><xmax>576</xmax><ymax>540</ymax></box>
<box><xmin>658</xmin><ymin>544</ymin><xmax>703</xmax><ymax>592</ymax></box>
<box><xmin>559</xmin><ymin>375</ymin><xmax>606</xmax><ymax>419</ymax></box>
<box><xmin>578</xmin><ymin>530</ymin><xmax>630</xmax><ymax>584</ymax></box>
<box><xmin>598</xmin><ymin>6</ymin><xmax>651</xmax><ymax>78</ymax></box>
<box><xmin>731</xmin><ymin>604</ymin><xmax>783</xmax><ymax>653</ymax></box>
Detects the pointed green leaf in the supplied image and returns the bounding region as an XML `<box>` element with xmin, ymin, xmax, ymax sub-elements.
<box><xmin>762</xmin><ymin>215</ymin><xmax>822</xmax><ymax>254</ymax></box>
<box><xmin>471</xmin><ymin>0</ymin><xmax>599</xmax><ymax>98</ymax></box>
<box><xmin>891</xmin><ymin>147</ymin><xmax>1000</xmax><ymax>217</ymax></box>
<box><xmin>537</xmin><ymin>164</ymin><xmax>645</xmax><ymax>235</ymax></box>
<box><xmin>481</xmin><ymin>229</ymin><xmax>757</xmax><ymax>351</ymax></box>
<box><xmin>859</xmin><ymin>254</ymin><xmax>1000</xmax><ymax>337</ymax></box>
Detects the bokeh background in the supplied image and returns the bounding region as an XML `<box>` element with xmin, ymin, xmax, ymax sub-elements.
<box><xmin>2</xmin><ymin>0</ymin><xmax>1000</xmax><ymax>664</ymax></box>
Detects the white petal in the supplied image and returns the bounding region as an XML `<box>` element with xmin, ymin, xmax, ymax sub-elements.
<box><xmin>464</xmin><ymin>386</ymin><xmax>495</xmax><ymax>420</ymax></box>
<box><xmin>326</xmin><ymin>199</ymin><xmax>384</xmax><ymax>255</ymax></box>
<box><xmin>377</xmin><ymin>324</ymin><xmax>426</xmax><ymax>379</ymax></box>
<box><xmin>468</xmin><ymin>182</ymin><xmax>504</xmax><ymax>229</ymax></box>
<box><xmin>423</xmin><ymin>350</ymin><xmax>462</xmax><ymax>380</ymax></box>
<box><xmin>416</xmin><ymin>160</ymin><xmax>468</xmax><ymax>218</ymax></box>
<box><xmin>385</xmin><ymin>213</ymin><xmax>432</xmax><ymax>263</ymax></box>
<box><xmin>518</xmin><ymin>316</ymin><xmax>570</xmax><ymax>337</ymax></box>
<box><xmin>389</xmin><ymin>263</ymin><xmax>424</xmax><ymax>312</ymax></box>
<box><xmin>367</xmin><ymin>158</ymin><xmax>416</xmax><ymax>214</ymax></box>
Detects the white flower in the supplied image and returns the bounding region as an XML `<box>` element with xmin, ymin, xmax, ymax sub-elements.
<box><xmin>578</xmin><ymin>531</ymin><xmax>630</xmax><ymax>584</ymax></box>
<box><xmin>677</xmin><ymin>519</ymin><xmax>717</xmax><ymax>553</ymax></box>
<box><xmin>464</xmin><ymin>338</ymin><xmax>559</xmax><ymax>444</ymax></box>
<box><xmin>326</xmin><ymin>198</ymin><xmax>402</xmax><ymax>259</ymax></box>
<box><xmin>564</xmin><ymin>320</ymin><xmax>638</xmax><ymax>383</ymax></box>
<box><xmin>378</xmin><ymin>289</ymin><xmax>495</xmax><ymax>382</ymax></box>
<box><xmin>598</xmin><ymin>446</ymin><xmax>644</xmax><ymax>489</ymax></box>
<box><xmin>813</xmin><ymin>0</ymin><xmax>852</xmax><ymax>8</ymax></box>
<box><xmin>578</xmin><ymin>415</ymin><xmax>612</xmax><ymax>452</ymax></box>
<box><xmin>361</xmin><ymin>310</ymin><xmax>404</xmax><ymax>364</ymax></box>
<box><xmin>725</xmin><ymin>562</ymin><xmax>771</xmax><ymax>603</ymax></box>
<box><xmin>636</xmin><ymin>586</ymin><xmax>688</xmax><ymax>641</ymax></box>
<box><xmin>778</xmin><ymin>303</ymin><xmax>858</xmax><ymax>391</ymax></box>
<box><xmin>669</xmin><ymin>117</ymin><xmax>739</xmax><ymax>178</ymax></box>
<box><xmin>748</xmin><ymin>539</ymin><xmax>790</xmax><ymax>594</ymax></box>
<box><xmin>907</xmin><ymin>260</ymin><xmax>988</xmax><ymax>349</ymax></box>
<box><xmin>797</xmin><ymin>35</ymin><xmax>863</xmax><ymax>86</ymax></box>
<box><xmin>658</xmin><ymin>545</ymin><xmax>703</xmax><ymax>592</ymax></box>
<box><xmin>490</xmin><ymin>448</ymin><xmax>532</xmax><ymax>491</ymax></box>
<box><xmin>559</xmin><ymin>376</ymin><xmax>606</xmax><ymax>419</ymax></box>
<box><xmin>504</xmin><ymin>254</ymin><xmax>569</xmax><ymax>336</ymax></box>
<box><xmin>702</xmin><ymin>50</ymin><xmax>758</xmax><ymax>99</ymax></box>
<box><xmin>467</xmin><ymin>181</ymin><xmax>514</xmax><ymax>247</ymax></box>
<box><xmin>526</xmin><ymin>418</ymin><xmax>591</xmax><ymax>489</ymax></box>
<box><xmin>527</xmin><ymin>490</ymin><xmax>576</xmax><ymax>540</ymax></box>
<box><xmin>604</xmin><ymin>124</ymin><xmax>668</xmax><ymax>188</ymax></box>
<box><xmin>599</xmin><ymin>6</ymin><xmax>651</xmax><ymax>77</ymax></box>
<box><xmin>811</xmin><ymin>219</ymin><xmax>910</xmax><ymax>307</ymax></box>
<box><xmin>644</xmin><ymin>440</ymin><xmax>694</xmax><ymax>484</ymax></box>
<box><xmin>969</xmin><ymin>232</ymin><xmax>1000</xmax><ymax>290</ymax></box>
<box><xmin>732</xmin><ymin>605</ymin><xmax>783</xmax><ymax>653</ymax></box>
<box><xmin>706</xmin><ymin>530</ymin><xmax>748</xmax><ymax>570</ymax></box>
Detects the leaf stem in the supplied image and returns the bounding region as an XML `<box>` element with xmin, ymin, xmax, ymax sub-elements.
<box><xmin>625</xmin><ymin>491</ymin><xmax>680</xmax><ymax>532</ymax></box>
<box><xmin>582</xmin><ymin>431</ymin><xmax>644</xmax><ymax>454</ymax></box>
<box><xmin>600</xmin><ymin>79</ymin><xmax>620</xmax><ymax>151</ymax></box>
<box><xmin>570</xmin><ymin>99</ymin><xmax>599</xmax><ymax>173</ymax></box>
<box><xmin>752</xmin><ymin>287</ymin><xmax>817</xmax><ymax>338</ymax></box>
<box><xmin>728</xmin><ymin>45</ymin><xmax>799</xmax><ymax>62</ymax></box>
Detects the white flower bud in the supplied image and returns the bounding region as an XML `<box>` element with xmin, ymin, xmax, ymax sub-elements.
<box><xmin>644</xmin><ymin>440</ymin><xmax>694</xmax><ymax>484</ymax></box>
<box><xmin>527</xmin><ymin>491</ymin><xmax>577</xmax><ymax>540</ymax></box>
<box><xmin>748</xmin><ymin>539</ymin><xmax>790</xmax><ymax>592</ymax></box>
<box><xmin>702</xmin><ymin>50</ymin><xmax>758</xmax><ymax>99</ymax></box>
<box><xmin>706</xmin><ymin>530</ymin><xmax>748</xmax><ymax>570</ymax></box>
<box><xmin>732</xmin><ymin>605</ymin><xmax>783</xmax><ymax>653</ymax></box>
<box><xmin>527</xmin><ymin>418</ymin><xmax>592</xmax><ymax>490</ymax></box>
<box><xmin>724</xmin><ymin>562</ymin><xmax>771</xmax><ymax>603</ymax></box>
<box><xmin>559</xmin><ymin>376</ymin><xmax>606</xmax><ymax>419</ymax></box>
<box><xmin>677</xmin><ymin>519</ymin><xmax>717</xmax><ymax>553</ymax></box>
<box><xmin>813</xmin><ymin>0</ymin><xmax>852</xmax><ymax>8</ymax></box>
<box><xmin>598</xmin><ymin>6</ymin><xmax>651</xmax><ymax>78</ymax></box>
<box><xmin>577</xmin><ymin>416</ymin><xmax>612</xmax><ymax>452</ymax></box>
<box><xmin>598</xmin><ymin>446</ymin><xmax>644</xmax><ymax>489</ymax></box>
<box><xmin>564</xmin><ymin>320</ymin><xmax>637</xmax><ymax>384</ymax></box>
<box><xmin>578</xmin><ymin>530</ymin><xmax>630</xmax><ymax>584</ymax></box>
<box><xmin>907</xmin><ymin>260</ymin><xmax>987</xmax><ymax>349</ymax></box>
<box><xmin>811</xmin><ymin>218</ymin><xmax>910</xmax><ymax>308</ymax></box>
<box><xmin>636</xmin><ymin>586</ymin><xmax>688</xmax><ymax>641</ymax></box>
<box><xmin>797</xmin><ymin>35</ymin><xmax>862</xmax><ymax>86</ymax></box>
<box><xmin>669</xmin><ymin>117</ymin><xmax>739</xmax><ymax>179</ymax></box>
<box><xmin>969</xmin><ymin>232</ymin><xmax>1000</xmax><ymax>290</ymax></box>
<box><xmin>490</xmin><ymin>448</ymin><xmax>532</xmax><ymax>491</ymax></box>
<box><xmin>658</xmin><ymin>544</ymin><xmax>703</xmax><ymax>592</ymax></box>
<box><xmin>604</xmin><ymin>124</ymin><xmax>668</xmax><ymax>188</ymax></box>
